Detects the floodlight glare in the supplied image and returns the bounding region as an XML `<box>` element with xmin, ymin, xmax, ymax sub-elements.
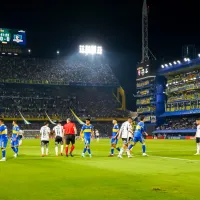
<box><xmin>187</xmin><ymin>58</ymin><xmax>190</xmax><ymax>61</ymax></box>
<box><xmin>173</xmin><ymin>61</ymin><xmax>177</xmax><ymax>64</ymax></box>
<box><xmin>161</xmin><ymin>65</ymin><xmax>164</xmax><ymax>68</ymax></box>
<box><xmin>177</xmin><ymin>60</ymin><xmax>181</xmax><ymax>64</ymax></box>
<box><xmin>57</xmin><ymin>50</ymin><xmax>59</xmax><ymax>54</ymax></box>
<box><xmin>165</xmin><ymin>64</ymin><xmax>168</xmax><ymax>67</ymax></box>
<box><xmin>198</xmin><ymin>54</ymin><xmax>200</xmax><ymax>58</ymax></box>
<box><xmin>169</xmin><ymin>63</ymin><xmax>172</xmax><ymax>66</ymax></box>
<box><xmin>79</xmin><ymin>45</ymin><xmax>103</xmax><ymax>55</ymax></box>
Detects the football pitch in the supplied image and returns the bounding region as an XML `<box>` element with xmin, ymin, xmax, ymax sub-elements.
<box><xmin>0</xmin><ymin>139</ymin><xmax>200</xmax><ymax>200</ymax></box>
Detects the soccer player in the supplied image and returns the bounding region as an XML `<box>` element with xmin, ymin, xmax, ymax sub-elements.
<box><xmin>63</xmin><ymin>118</ymin><xmax>77</xmax><ymax>157</ymax></box>
<box><xmin>0</xmin><ymin>119</ymin><xmax>8</xmax><ymax>162</ymax></box>
<box><xmin>80</xmin><ymin>119</ymin><xmax>94</xmax><ymax>158</ymax></box>
<box><xmin>40</xmin><ymin>122</ymin><xmax>50</xmax><ymax>157</ymax></box>
<box><xmin>11</xmin><ymin>121</ymin><xmax>20</xmax><ymax>158</ymax></box>
<box><xmin>18</xmin><ymin>129</ymin><xmax>24</xmax><ymax>146</ymax></box>
<box><xmin>117</xmin><ymin>118</ymin><xmax>133</xmax><ymax>158</ymax></box>
<box><xmin>95</xmin><ymin>129</ymin><xmax>100</xmax><ymax>142</ymax></box>
<box><xmin>194</xmin><ymin>119</ymin><xmax>200</xmax><ymax>155</ymax></box>
<box><xmin>128</xmin><ymin>115</ymin><xmax>148</xmax><ymax>156</ymax></box>
<box><xmin>53</xmin><ymin>121</ymin><xmax>64</xmax><ymax>156</ymax></box>
<box><xmin>109</xmin><ymin>119</ymin><xmax>120</xmax><ymax>156</ymax></box>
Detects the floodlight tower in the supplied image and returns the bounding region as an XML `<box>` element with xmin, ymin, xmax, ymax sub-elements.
<box><xmin>142</xmin><ymin>0</ymin><xmax>149</xmax><ymax>63</ymax></box>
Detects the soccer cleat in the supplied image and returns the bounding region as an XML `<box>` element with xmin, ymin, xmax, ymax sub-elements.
<box><xmin>108</xmin><ymin>154</ymin><xmax>114</xmax><ymax>157</ymax></box>
<box><xmin>0</xmin><ymin>158</ymin><xmax>6</xmax><ymax>162</ymax></box>
<box><xmin>66</xmin><ymin>154</ymin><xmax>68</xmax><ymax>157</ymax></box>
<box><xmin>14</xmin><ymin>153</ymin><xmax>17</xmax><ymax>158</ymax></box>
<box><xmin>82</xmin><ymin>153</ymin><xmax>85</xmax><ymax>158</ymax></box>
<box><xmin>70</xmin><ymin>152</ymin><xmax>74</xmax><ymax>157</ymax></box>
<box><xmin>194</xmin><ymin>153</ymin><xmax>200</xmax><ymax>155</ymax></box>
<box><xmin>61</xmin><ymin>153</ymin><xmax>63</xmax><ymax>156</ymax></box>
<box><xmin>142</xmin><ymin>153</ymin><xmax>148</xmax><ymax>156</ymax></box>
<box><xmin>128</xmin><ymin>155</ymin><xmax>133</xmax><ymax>158</ymax></box>
<box><xmin>118</xmin><ymin>155</ymin><xmax>123</xmax><ymax>159</ymax></box>
<box><xmin>89</xmin><ymin>154</ymin><xmax>92</xmax><ymax>158</ymax></box>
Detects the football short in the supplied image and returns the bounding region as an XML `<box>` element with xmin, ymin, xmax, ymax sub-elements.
<box><xmin>122</xmin><ymin>137</ymin><xmax>132</xmax><ymax>145</ymax></box>
<box><xmin>196</xmin><ymin>137</ymin><xmax>200</xmax><ymax>143</ymax></box>
<box><xmin>55</xmin><ymin>136</ymin><xmax>63</xmax><ymax>145</ymax></box>
<box><xmin>65</xmin><ymin>134</ymin><xmax>75</xmax><ymax>145</ymax></box>
<box><xmin>41</xmin><ymin>140</ymin><xmax>49</xmax><ymax>146</ymax></box>
<box><xmin>84</xmin><ymin>138</ymin><xmax>91</xmax><ymax>145</ymax></box>
<box><xmin>96</xmin><ymin>136</ymin><xmax>99</xmax><ymax>138</ymax></box>
<box><xmin>11</xmin><ymin>138</ymin><xmax>19</xmax><ymax>146</ymax></box>
<box><xmin>18</xmin><ymin>135</ymin><xmax>23</xmax><ymax>140</ymax></box>
<box><xmin>133</xmin><ymin>136</ymin><xmax>144</xmax><ymax>143</ymax></box>
<box><xmin>0</xmin><ymin>137</ymin><xmax>8</xmax><ymax>148</ymax></box>
<box><xmin>111</xmin><ymin>138</ymin><xmax>118</xmax><ymax>144</ymax></box>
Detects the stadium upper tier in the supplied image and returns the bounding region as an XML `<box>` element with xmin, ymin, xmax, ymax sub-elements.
<box><xmin>0</xmin><ymin>84</ymin><xmax>128</xmax><ymax>119</ymax></box>
<box><xmin>0</xmin><ymin>56</ymin><xmax>119</xmax><ymax>86</ymax></box>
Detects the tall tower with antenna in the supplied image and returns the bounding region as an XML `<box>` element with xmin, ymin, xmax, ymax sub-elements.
<box><xmin>142</xmin><ymin>0</ymin><xmax>149</xmax><ymax>63</ymax></box>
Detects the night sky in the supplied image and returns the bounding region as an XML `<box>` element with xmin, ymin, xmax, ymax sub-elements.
<box><xmin>1</xmin><ymin>0</ymin><xmax>200</xmax><ymax>110</ymax></box>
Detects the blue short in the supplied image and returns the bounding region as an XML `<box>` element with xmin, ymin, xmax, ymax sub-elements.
<box><xmin>11</xmin><ymin>138</ymin><xmax>19</xmax><ymax>146</ymax></box>
<box><xmin>111</xmin><ymin>138</ymin><xmax>118</xmax><ymax>144</ymax></box>
<box><xmin>133</xmin><ymin>136</ymin><xmax>144</xmax><ymax>143</ymax></box>
<box><xmin>0</xmin><ymin>137</ymin><xmax>8</xmax><ymax>148</ymax></box>
<box><xmin>84</xmin><ymin>138</ymin><xmax>91</xmax><ymax>145</ymax></box>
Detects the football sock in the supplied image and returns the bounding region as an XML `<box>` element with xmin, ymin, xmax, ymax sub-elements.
<box><xmin>11</xmin><ymin>147</ymin><xmax>16</xmax><ymax>153</ymax></box>
<box><xmin>197</xmin><ymin>144</ymin><xmax>199</xmax><ymax>154</ymax></box>
<box><xmin>128</xmin><ymin>144</ymin><xmax>134</xmax><ymax>150</ymax></box>
<box><xmin>41</xmin><ymin>147</ymin><xmax>44</xmax><ymax>155</ymax></box>
<box><xmin>83</xmin><ymin>148</ymin><xmax>87</xmax><ymax>154</ymax></box>
<box><xmin>116</xmin><ymin>147</ymin><xmax>120</xmax><ymax>151</ymax></box>
<box><xmin>126</xmin><ymin>149</ymin><xmax>131</xmax><ymax>156</ymax></box>
<box><xmin>2</xmin><ymin>149</ymin><xmax>6</xmax><ymax>158</ymax></box>
<box><xmin>46</xmin><ymin>148</ymin><xmax>49</xmax><ymax>155</ymax></box>
<box><xmin>70</xmin><ymin>145</ymin><xmax>75</xmax><ymax>153</ymax></box>
<box><xmin>15</xmin><ymin>147</ymin><xmax>18</xmax><ymax>154</ymax></box>
<box><xmin>61</xmin><ymin>145</ymin><xmax>64</xmax><ymax>153</ymax></box>
<box><xmin>142</xmin><ymin>144</ymin><xmax>146</xmax><ymax>153</ymax></box>
<box><xmin>65</xmin><ymin>147</ymin><xmax>68</xmax><ymax>155</ymax></box>
<box><xmin>119</xmin><ymin>148</ymin><xmax>124</xmax><ymax>156</ymax></box>
<box><xmin>111</xmin><ymin>147</ymin><xmax>114</xmax><ymax>155</ymax></box>
<box><xmin>55</xmin><ymin>146</ymin><xmax>58</xmax><ymax>155</ymax></box>
<box><xmin>87</xmin><ymin>148</ymin><xmax>91</xmax><ymax>154</ymax></box>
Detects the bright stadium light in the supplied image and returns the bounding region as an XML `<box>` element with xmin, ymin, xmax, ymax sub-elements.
<box><xmin>165</xmin><ymin>64</ymin><xmax>168</xmax><ymax>67</ymax></box>
<box><xmin>177</xmin><ymin>60</ymin><xmax>181</xmax><ymax>64</ymax></box>
<box><xmin>79</xmin><ymin>45</ymin><xmax>103</xmax><ymax>55</ymax></box>
<box><xmin>198</xmin><ymin>54</ymin><xmax>200</xmax><ymax>58</ymax></box>
<box><xmin>28</xmin><ymin>49</ymin><xmax>31</xmax><ymax>53</ymax></box>
<box><xmin>184</xmin><ymin>58</ymin><xmax>187</xmax><ymax>62</ymax></box>
<box><xmin>57</xmin><ymin>50</ymin><xmax>60</xmax><ymax>55</ymax></box>
<box><xmin>161</xmin><ymin>65</ymin><xmax>164</xmax><ymax>68</ymax></box>
<box><xmin>173</xmin><ymin>61</ymin><xmax>177</xmax><ymax>64</ymax></box>
<box><xmin>169</xmin><ymin>63</ymin><xmax>172</xmax><ymax>66</ymax></box>
<box><xmin>187</xmin><ymin>58</ymin><xmax>190</xmax><ymax>61</ymax></box>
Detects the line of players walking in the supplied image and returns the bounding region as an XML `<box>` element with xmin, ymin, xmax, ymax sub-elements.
<box><xmin>0</xmin><ymin>116</ymin><xmax>148</xmax><ymax>161</ymax></box>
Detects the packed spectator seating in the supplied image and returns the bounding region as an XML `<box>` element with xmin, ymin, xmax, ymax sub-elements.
<box><xmin>137</xmin><ymin>79</ymin><xmax>154</xmax><ymax>88</ymax></box>
<box><xmin>0</xmin><ymin>56</ymin><xmax>119</xmax><ymax>86</ymax></box>
<box><xmin>0</xmin><ymin>84</ymin><xmax>128</xmax><ymax>118</ymax></box>
<box><xmin>136</xmin><ymin>97</ymin><xmax>154</xmax><ymax>105</ymax></box>
<box><xmin>137</xmin><ymin>106</ymin><xmax>155</xmax><ymax>113</ymax></box>
<box><xmin>156</xmin><ymin>117</ymin><xmax>196</xmax><ymax>130</ymax></box>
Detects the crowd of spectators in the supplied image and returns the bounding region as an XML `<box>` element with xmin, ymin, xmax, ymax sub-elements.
<box><xmin>137</xmin><ymin>79</ymin><xmax>154</xmax><ymax>88</ymax></box>
<box><xmin>137</xmin><ymin>106</ymin><xmax>155</xmax><ymax>113</ymax></box>
<box><xmin>0</xmin><ymin>84</ymin><xmax>128</xmax><ymax>119</ymax></box>
<box><xmin>156</xmin><ymin>117</ymin><xmax>196</xmax><ymax>130</ymax></box>
<box><xmin>0</xmin><ymin>56</ymin><xmax>119</xmax><ymax>86</ymax></box>
<box><xmin>136</xmin><ymin>97</ymin><xmax>154</xmax><ymax>105</ymax></box>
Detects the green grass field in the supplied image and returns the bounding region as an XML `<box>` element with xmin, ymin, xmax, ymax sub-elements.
<box><xmin>0</xmin><ymin>139</ymin><xmax>200</xmax><ymax>200</ymax></box>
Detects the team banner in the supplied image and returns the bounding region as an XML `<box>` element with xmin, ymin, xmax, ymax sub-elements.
<box><xmin>18</xmin><ymin>111</ymin><xmax>31</xmax><ymax>124</ymax></box>
<box><xmin>70</xmin><ymin>109</ymin><xmax>85</xmax><ymax>125</ymax></box>
<box><xmin>45</xmin><ymin>112</ymin><xmax>56</xmax><ymax>125</ymax></box>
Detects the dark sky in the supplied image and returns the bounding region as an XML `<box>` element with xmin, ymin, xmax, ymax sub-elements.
<box><xmin>1</xmin><ymin>0</ymin><xmax>200</xmax><ymax>110</ymax></box>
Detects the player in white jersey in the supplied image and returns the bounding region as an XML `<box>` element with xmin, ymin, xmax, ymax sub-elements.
<box><xmin>194</xmin><ymin>120</ymin><xmax>200</xmax><ymax>155</ymax></box>
<box><xmin>53</xmin><ymin>121</ymin><xmax>64</xmax><ymax>156</ymax></box>
<box><xmin>118</xmin><ymin>118</ymin><xmax>133</xmax><ymax>158</ymax></box>
<box><xmin>18</xmin><ymin>130</ymin><xmax>24</xmax><ymax>146</ymax></box>
<box><xmin>95</xmin><ymin>129</ymin><xmax>100</xmax><ymax>142</ymax></box>
<box><xmin>40</xmin><ymin>122</ymin><xmax>50</xmax><ymax>157</ymax></box>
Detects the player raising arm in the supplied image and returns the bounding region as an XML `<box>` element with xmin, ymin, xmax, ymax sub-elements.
<box><xmin>128</xmin><ymin>115</ymin><xmax>148</xmax><ymax>156</ymax></box>
<box><xmin>81</xmin><ymin>119</ymin><xmax>94</xmax><ymax>158</ymax></box>
<box><xmin>194</xmin><ymin>120</ymin><xmax>200</xmax><ymax>155</ymax></box>
<box><xmin>0</xmin><ymin>119</ymin><xmax>8</xmax><ymax>162</ymax></box>
<box><xmin>53</xmin><ymin>121</ymin><xmax>64</xmax><ymax>156</ymax></box>
<box><xmin>117</xmin><ymin>118</ymin><xmax>133</xmax><ymax>159</ymax></box>
<box><xmin>40</xmin><ymin>122</ymin><xmax>50</xmax><ymax>157</ymax></box>
<box><xmin>11</xmin><ymin>121</ymin><xmax>20</xmax><ymax>158</ymax></box>
<box><xmin>109</xmin><ymin>119</ymin><xmax>120</xmax><ymax>157</ymax></box>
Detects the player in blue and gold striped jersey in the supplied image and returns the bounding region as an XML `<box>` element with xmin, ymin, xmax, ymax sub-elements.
<box><xmin>0</xmin><ymin>119</ymin><xmax>8</xmax><ymax>161</ymax></box>
<box><xmin>80</xmin><ymin>119</ymin><xmax>94</xmax><ymax>158</ymax></box>
<box><xmin>109</xmin><ymin>119</ymin><xmax>120</xmax><ymax>156</ymax></box>
<box><xmin>11</xmin><ymin>121</ymin><xmax>20</xmax><ymax>158</ymax></box>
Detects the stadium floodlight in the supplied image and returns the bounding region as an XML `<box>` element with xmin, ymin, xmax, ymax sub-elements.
<box><xmin>165</xmin><ymin>64</ymin><xmax>168</xmax><ymax>67</ymax></box>
<box><xmin>173</xmin><ymin>61</ymin><xmax>177</xmax><ymax>64</ymax></box>
<box><xmin>184</xmin><ymin>58</ymin><xmax>187</xmax><ymax>62</ymax></box>
<box><xmin>169</xmin><ymin>63</ymin><xmax>172</xmax><ymax>66</ymax></box>
<box><xmin>187</xmin><ymin>58</ymin><xmax>190</xmax><ymax>61</ymax></box>
<box><xmin>79</xmin><ymin>45</ymin><xmax>103</xmax><ymax>55</ymax></box>
<box><xmin>198</xmin><ymin>54</ymin><xmax>200</xmax><ymax>58</ymax></box>
<box><xmin>166</xmin><ymin>84</ymin><xmax>168</xmax><ymax>87</ymax></box>
<box><xmin>177</xmin><ymin>60</ymin><xmax>181</xmax><ymax>64</ymax></box>
<box><xmin>173</xmin><ymin>82</ymin><xmax>175</xmax><ymax>84</ymax></box>
<box><xmin>57</xmin><ymin>50</ymin><xmax>60</xmax><ymax>55</ymax></box>
<box><xmin>161</xmin><ymin>65</ymin><xmax>164</xmax><ymax>68</ymax></box>
<box><xmin>28</xmin><ymin>49</ymin><xmax>31</xmax><ymax>53</ymax></box>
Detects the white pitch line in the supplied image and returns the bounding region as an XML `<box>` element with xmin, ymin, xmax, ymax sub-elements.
<box><xmin>150</xmin><ymin>155</ymin><xmax>200</xmax><ymax>162</ymax></box>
